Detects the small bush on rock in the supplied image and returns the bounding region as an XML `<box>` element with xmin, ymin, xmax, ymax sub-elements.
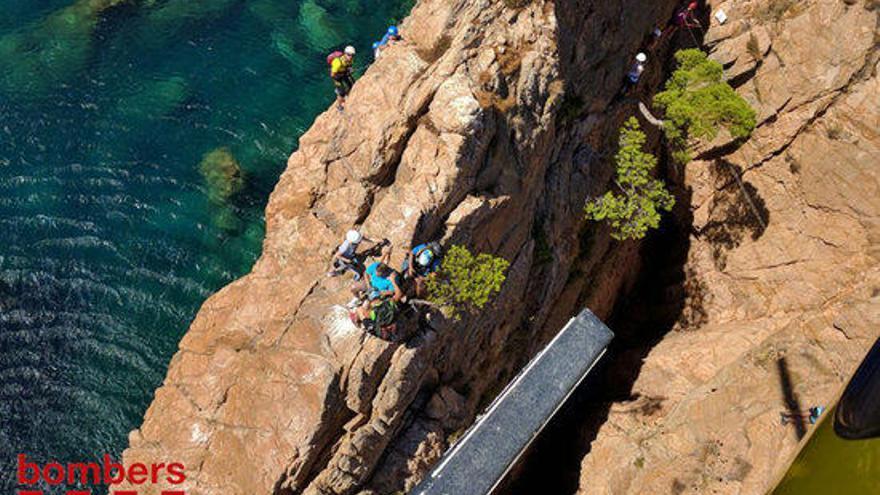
<box><xmin>426</xmin><ymin>245</ymin><xmax>509</xmax><ymax>319</ymax></box>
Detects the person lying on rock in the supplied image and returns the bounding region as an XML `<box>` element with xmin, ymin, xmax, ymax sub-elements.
<box><xmin>328</xmin><ymin>229</ymin><xmax>382</xmax><ymax>281</ymax></box>
<box><xmin>401</xmin><ymin>241</ymin><xmax>442</xmax><ymax>298</ymax></box>
<box><xmin>781</xmin><ymin>406</ymin><xmax>825</xmax><ymax>426</ymax></box>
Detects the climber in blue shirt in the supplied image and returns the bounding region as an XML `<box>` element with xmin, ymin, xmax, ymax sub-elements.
<box><xmin>373</xmin><ymin>25</ymin><xmax>402</xmax><ymax>59</ymax></box>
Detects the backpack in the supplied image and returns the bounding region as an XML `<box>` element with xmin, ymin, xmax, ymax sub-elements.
<box><xmin>364</xmin><ymin>299</ymin><xmax>398</xmax><ymax>338</ymax></box>
<box><xmin>327</xmin><ymin>51</ymin><xmax>344</xmax><ymax>77</ymax></box>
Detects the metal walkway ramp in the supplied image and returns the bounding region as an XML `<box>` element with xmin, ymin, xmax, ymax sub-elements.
<box><xmin>413</xmin><ymin>309</ymin><xmax>614</xmax><ymax>495</ymax></box>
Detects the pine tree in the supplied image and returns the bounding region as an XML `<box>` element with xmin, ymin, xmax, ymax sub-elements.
<box><xmin>653</xmin><ymin>49</ymin><xmax>757</xmax><ymax>163</ymax></box>
<box><xmin>585</xmin><ymin>117</ymin><xmax>675</xmax><ymax>240</ymax></box>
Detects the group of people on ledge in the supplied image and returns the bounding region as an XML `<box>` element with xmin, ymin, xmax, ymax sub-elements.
<box><xmin>327</xmin><ymin>25</ymin><xmax>402</xmax><ymax>111</ymax></box>
<box><xmin>328</xmin><ymin>229</ymin><xmax>441</xmax><ymax>337</ymax></box>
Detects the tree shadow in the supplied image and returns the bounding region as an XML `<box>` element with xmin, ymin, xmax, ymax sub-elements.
<box><xmin>497</xmin><ymin>178</ymin><xmax>699</xmax><ymax>494</ymax></box>
<box><xmin>778</xmin><ymin>356</ymin><xmax>807</xmax><ymax>439</ymax></box>
<box><xmin>700</xmin><ymin>159</ymin><xmax>770</xmax><ymax>270</ymax></box>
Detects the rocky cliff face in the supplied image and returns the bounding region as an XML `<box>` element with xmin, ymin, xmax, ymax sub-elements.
<box><xmin>119</xmin><ymin>0</ymin><xmax>685</xmax><ymax>493</ymax></box>
<box><xmin>577</xmin><ymin>0</ymin><xmax>879</xmax><ymax>493</ymax></box>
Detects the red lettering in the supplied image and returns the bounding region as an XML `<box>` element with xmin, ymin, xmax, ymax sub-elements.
<box><xmin>43</xmin><ymin>462</ymin><xmax>65</xmax><ymax>485</ymax></box>
<box><xmin>102</xmin><ymin>454</ymin><xmax>125</xmax><ymax>484</ymax></box>
<box><xmin>67</xmin><ymin>462</ymin><xmax>100</xmax><ymax>485</ymax></box>
<box><xmin>112</xmin><ymin>491</ymin><xmax>138</xmax><ymax>495</ymax></box>
<box><xmin>18</xmin><ymin>491</ymin><xmax>43</xmax><ymax>495</ymax></box>
<box><xmin>166</xmin><ymin>462</ymin><xmax>185</xmax><ymax>484</ymax></box>
<box><xmin>150</xmin><ymin>462</ymin><xmax>166</xmax><ymax>483</ymax></box>
<box><xmin>162</xmin><ymin>491</ymin><xmax>186</xmax><ymax>495</ymax></box>
<box><xmin>67</xmin><ymin>491</ymin><xmax>92</xmax><ymax>495</ymax></box>
<box><xmin>127</xmin><ymin>462</ymin><xmax>148</xmax><ymax>484</ymax></box>
<box><xmin>17</xmin><ymin>454</ymin><xmax>40</xmax><ymax>484</ymax></box>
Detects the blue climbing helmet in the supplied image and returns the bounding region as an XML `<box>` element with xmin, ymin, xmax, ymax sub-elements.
<box><xmin>387</xmin><ymin>25</ymin><xmax>399</xmax><ymax>36</ymax></box>
<box><xmin>372</xmin><ymin>41</ymin><xmax>380</xmax><ymax>50</ymax></box>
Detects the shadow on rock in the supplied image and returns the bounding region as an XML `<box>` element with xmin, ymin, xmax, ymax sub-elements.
<box><xmin>700</xmin><ymin>159</ymin><xmax>769</xmax><ymax>270</ymax></box>
<box><xmin>498</xmin><ymin>181</ymin><xmax>699</xmax><ymax>494</ymax></box>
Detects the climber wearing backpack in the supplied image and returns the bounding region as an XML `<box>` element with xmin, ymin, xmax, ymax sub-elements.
<box><xmin>401</xmin><ymin>241</ymin><xmax>442</xmax><ymax>298</ymax></box>
<box><xmin>328</xmin><ymin>45</ymin><xmax>356</xmax><ymax>111</ymax></box>
<box><xmin>621</xmin><ymin>52</ymin><xmax>647</xmax><ymax>95</ymax></box>
<box><xmin>350</xmin><ymin>262</ymin><xmax>403</xmax><ymax>335</ymax></box>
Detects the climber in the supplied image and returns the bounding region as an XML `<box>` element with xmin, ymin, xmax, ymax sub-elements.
<box><xmin>623</xmin><ymin>52</ymin><xmax>647</xmax><ymax>93</ymax></box>
<box><xmin>373</xmin><ymin>25</ymin><xmax>402</xmax><ymax>59</ymax></box>
<box><xmin>781</xmin><ymin>406</ymin><xmax>826</xmax><ymax>426</ymax></box>
<box><xmin>350</xmin><ymin>261</ymin><xmax>404</xmax><ymax>332</ymax></box>
<box><xmin>327</xmin><ymin>229</ymin><xmax>381</xmax><ymax>280</ymax></box>
<box><xmin>351</xmin><ymin>261</ymin><xmax>402</xmax><ymax>303</ymax></box>
<box><xmin>401</xmin><ymin>241</ymin><xmax>442</xmax><ymax>298</ymax></box>
<box><xmin>328</xmin><ymin>45</ymin><xmax>356</xmax><ymax>111</ymax></box>
<box><xmin>675</xmin><ymin>2</ymin><xmax>702</xmax><ymax>30</ymax></box>
<box><xmin>658</xmin><ymin>1</ymin><xmax>701</xmax><ymax>40</ymax></box>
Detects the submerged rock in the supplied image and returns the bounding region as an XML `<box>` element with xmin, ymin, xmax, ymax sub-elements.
<box><xmin>0</xmin><ymin>0</ymin><xmax>129</xmax><ymax>96</ymax></box>
<box><xmin>118</xmin><ymin>76</ymin><xmax>189</xmax><ymax>119</ymax></box>
<box><xmin>139</xmin><ymin>0</ymin><xmax>240</xmax><ymax>49</ymax></box>
<box><xmin>198</xmin><ymin>147</ymin><xmax>244</xmax><ymax>204</ymax></box>
<box><xmin>271</xmin><ymin>31</ymin><xmax>308</xmax><ymax>71</ymax></box>
<box><xmin>298</xmin><ymin>0</ymin><xmax>343</xmax><ymax>51</ymax></box>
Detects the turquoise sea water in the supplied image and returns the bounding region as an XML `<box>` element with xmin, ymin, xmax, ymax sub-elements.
<box><xmin>0</xmin><ymin>0</ymin><xmax>409</xmax><ymax>491</ymax></box>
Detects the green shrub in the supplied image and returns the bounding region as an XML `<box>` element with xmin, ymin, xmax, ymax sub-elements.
<box><xmin>426</xmin><ymin>245</ymin><xmax>509</xmax><ymax>319</ymax></box>
<box><xmin>746</xmin><ymin>32</ymin><xmax>762</xmax><ymax>61</ymax></box>
<box><xmin>585</xmin><ymin>117</ymin><xmax>674</xmax><ymax>240</ymax></box>
<box><xmin>653</xmin><ymin>49</ymin><xmax>757</xmax><ymax>163</ymax></box>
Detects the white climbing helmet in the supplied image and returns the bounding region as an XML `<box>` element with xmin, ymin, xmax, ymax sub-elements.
<box><xmin>636</xmin><ymin>52</ymin><xmax>647</xmax><ymax>63</ymax></box>
<box><xmin>346</xmin><ymin>230</ymin><xmax>362</xmax><ymax>243</ymax></box>
<box><xmin>417</xmin><ymin>250</ymin><xmax>434</xmax><ymax>267</ymax></box>
<box><xmin>344</xmin><ymin>45</ymin><xmax>356</xmax><ymax>56</ymax></box>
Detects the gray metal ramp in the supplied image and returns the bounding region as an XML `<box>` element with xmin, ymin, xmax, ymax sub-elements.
<box><xmin>413</xmin><ymin>309</ymin><xmax>614</xmax><ymax>495</ymax></box>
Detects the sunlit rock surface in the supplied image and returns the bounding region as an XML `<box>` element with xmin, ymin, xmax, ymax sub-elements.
<box><xmin>577</xmin><ymin>1</ymin><xmax>880</xmax><ymax>493</ymax></box>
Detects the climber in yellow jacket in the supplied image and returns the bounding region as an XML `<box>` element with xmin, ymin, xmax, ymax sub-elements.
<box><xmin>328</xmin><ymin>45</ymin><xmax>356</xmax><ymax>111</ymax></box>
